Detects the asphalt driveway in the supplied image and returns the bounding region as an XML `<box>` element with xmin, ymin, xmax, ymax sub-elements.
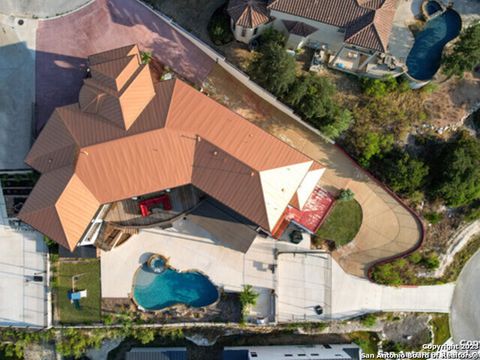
<box><xmin>35</xmin><ymin>0</ymin><xmax>215</xmax><ymax>130</ymax></box>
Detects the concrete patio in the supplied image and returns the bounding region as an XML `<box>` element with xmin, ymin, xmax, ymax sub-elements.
<box><xmin>0</xmin><ymin>188</ymin><xmax>48</xmax><ymax>327</ymax></box>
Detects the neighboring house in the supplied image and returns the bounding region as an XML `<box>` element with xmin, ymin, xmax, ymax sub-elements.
<box><xmin>19</xmin><ymin>44</ymin><xmax>329</xmax><ymax>253</ymax></box>
<box><xmin>227</xmin><ymin>0</ymin><xmax>404</xmax><ymax>77</ymax></box>
<box><xmin>126</xmin><ymin>344</ymin><xmax>362</xmax><ymax>360</ymax></box>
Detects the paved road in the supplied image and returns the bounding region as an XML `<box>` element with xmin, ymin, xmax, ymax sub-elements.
<box><xmin>35</xmin><ymin>0</ymin><xmax>215</xmax><ymax>130</ymax></box>
<box><xmin>0</xmin><ymin>0</ymin><xmax>91</xmax><ymax>18</ymax></box>
<box><xmin>450</xmin><ymin>249</ymin><xmax>480</xmax><ymax>341</ymax></box>
<box><xmin>0</xmin><ymin>14</ymin><xmax>36</xmax><ymax>169</ymax></box>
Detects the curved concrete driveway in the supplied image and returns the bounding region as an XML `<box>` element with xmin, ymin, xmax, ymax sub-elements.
<box><xmin>207</xmin><ymin>66</ymin><xmax>423</xmax><ymax>277</ymax></box>
<box><xmin>451</xmin><ymin>249</ymin><xmax>480</xmax><ymax>341</ymax></box>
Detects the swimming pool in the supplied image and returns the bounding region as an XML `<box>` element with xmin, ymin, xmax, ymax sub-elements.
<box><xmin>406</xmin><ymin>6</ymin><xmax>461</xmax><ymax>81</ymax></box>
<box><xmin>133</xmin><ymin>262</ymin><xmax>219</xmax><ymax>310</ymax></box>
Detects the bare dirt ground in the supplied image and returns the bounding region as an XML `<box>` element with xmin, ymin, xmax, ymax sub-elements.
<box><xmin>425</xmin><ymin>74</ymin><xmax>480</xmax><ymax>128</ymax></box>
<box><xmin>147</xmin><ymin>0</ymin><xmax>225</xmax><ymax>46</ymax></box>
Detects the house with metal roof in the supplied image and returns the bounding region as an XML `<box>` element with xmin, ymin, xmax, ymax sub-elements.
<box><xmin>19</xmin><ymin>44</ymin><xmax>331</xmax><ymax>253</ymax></box>
<box><xmin>227</xmin><ymin>0</ymin><xmax>405</xmax><ymax>77</ymax></box>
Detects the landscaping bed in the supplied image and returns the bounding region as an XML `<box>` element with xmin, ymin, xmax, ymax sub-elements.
<box><xmin>102</xmin><ymin>292</ymin><xmax>242</xmax><ymax>324</ymax></box>
<box><xmin>316</xmin><ymin>200</ymin><xmax>362</xmax><ymax>247</ymax></box>
<box><xmin>57</xmin><ymin>259</ymin><xmax>101</xmax><ymax>324</ymax></box>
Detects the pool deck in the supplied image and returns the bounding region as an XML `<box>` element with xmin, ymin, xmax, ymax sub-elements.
<box><xmin>388</xmin><ymin>0</ymin><xmax>420</xmax><ymax>63</ymax></box>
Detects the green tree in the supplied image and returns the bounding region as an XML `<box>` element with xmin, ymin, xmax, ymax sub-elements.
<box><xmin>259</xmin><ymin>27</ymin><xmax>286</xmax><ymax>46</ymax></box>
<box><xmin>374</xmin><ymin>149</ymin><xmax>429</xmax><ymax>195</ymax></box>
<box><xmin>320</xmin><ymin>109</ymin><xmax>353</xmax><ymax>139</ymax></box>
<box><xmin>286</xmin><ymin>74</ymin><xmax>339</xmax><ymax>126</ymax></box>
<box><xmin>248</xmin><ymin>42</ymin><xmax>296</xmax><ymax>96</ymax></box>
<box><xmin>442</xmin><ymin>22</ymin><xmax>480</xmax><ymax>78</ymax></box>
<box><xmin>434</xmin><ymin>131</ymin><xmax>480</xmax><ymax>206</ymax></box>
<box><xmin>355</xmin><ymin>131</ymin><xmax>394</xmax><ymax>167</ymax></box>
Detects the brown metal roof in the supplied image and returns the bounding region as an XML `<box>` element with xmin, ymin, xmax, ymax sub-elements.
<box><xmin>19</xmin><ymin>46</ymin><xmax>322</xmax><ymax>250</ymax></box>
<box><xmin>227</xmin><ymin>0</ymin><xmax>270</xmax><ymax>28</ymax></box>
<box><xmin>268</xmin><ymin>0</ymin><xmax>398</xmax><ymax>52</ymax></box>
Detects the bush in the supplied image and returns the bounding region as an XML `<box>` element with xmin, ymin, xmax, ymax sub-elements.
<box><xmin>371</xmin><ymin>262</ymin><xmax>404</xmax><ymax>286</ymax></box>
<box><xmin>132</xmin><ymin>328</ymin><xmax>156</xmax><ymax>345</ymax></box>
<box><xmin>207</xmin><ymin>4</ymin><xmax>234</xmax><ymax>45</ymax></box>
<box><xmin>424</xmin><ymin>211</ymin><xmax>443</xmax><ymax>224</ymax></box>
<box><xmin>422</xmin><ymin>253</ymin><xmax>440</xmax><ymax>270</ymax></box>
<box><xmin>338</xmin><ymin>189</ymin><xmax>355</xmax><ymax>201</ymax></box>
<box><xmin>359</xmin><ymin>313</ymin><xmax>377</xmax><ymax>327</ymax></box>
<box><xmin>361</xmin><ymin>76</ymin><xmax>398</xmax><ymax>98</ymax></box>
<box><xmin>408</xmin><ymin>252</ymin><xmax>423</xmax><ymax>264</ymax></box>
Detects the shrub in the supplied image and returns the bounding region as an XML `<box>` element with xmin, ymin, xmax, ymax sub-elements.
<box><xmin>132</xmin><ymin>328</ymin><xmax>156</xmax><ymax>345</ymax></box>
<box><xmin>359</xmin><ymin>313</ymin><xmax>377</xmax><ymax>327</ymax></box>
<box><xmin>338</xmin><ymin>189</ymin><xmax>354</xmax><ymax>201</ymax></box>
<box><xmin>422</xmin><ymin>253</ymin><xmax>440</xmax><ymax>270</ymax></box>
<box><xmin>408</xmin><ymin>252</ymin><xmax>423</xmax><ymax>264</ymax></box>
<box><xmin>424</xmin><ymin>211</ymin><xmax>443</xmax><ymax>224</ymax></box>
<box><xmin>361</xmin><ymin>76</ymin><xmax>398</xmax><ymax>98</ymax></box>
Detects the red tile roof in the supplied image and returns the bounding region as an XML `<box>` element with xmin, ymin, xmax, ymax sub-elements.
<box><xmin>268</xmin><ymin>0</ymin><xmax>398</xmax><ymax>52</ymax></box>
<box><xmin>227</xmin><ymin>0</ymin><xmax>270</xmax><ymax>28</ymax></box>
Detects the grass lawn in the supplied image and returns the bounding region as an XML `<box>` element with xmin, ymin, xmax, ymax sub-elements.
<box><xmin>57</xmin><ymin>259</ymin><xmax>101</xmax><ymax>324</ymax></box>
<box><xmin>430</xmin><ymin>314</ymin><xmax>451</xmax><ymax>345</ymax></box>
<box><xmin>348</xmin><ymin>332</ymin><xmax>379</xmax><ymax>357</ymax></box>
<box><xmin>316</xmin><ymin>199</ymin><xmax>362</xmax><ymax>246</ymax></box>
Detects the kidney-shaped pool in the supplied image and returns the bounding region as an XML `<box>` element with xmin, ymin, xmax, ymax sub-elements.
<box><xmin>406</xmin><ymin>5</ymin><xmax>462</xmax><ymax>81</ymax></box>
<box><xmin>133</xmin><ymin>261</ymin><xmax>219</xmax><ymax>311</ymax></box>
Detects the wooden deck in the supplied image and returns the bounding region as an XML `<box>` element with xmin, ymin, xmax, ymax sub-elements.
<box><xmin>103</xmin><ymin>185</ymin><xmax>200</xmax><ymax>227</ymax></box>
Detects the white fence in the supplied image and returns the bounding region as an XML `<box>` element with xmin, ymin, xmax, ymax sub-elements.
<box><xmin>135</xmin><ymin>0</ymin><xmax>334</xmax><ymax>145</ymax></box>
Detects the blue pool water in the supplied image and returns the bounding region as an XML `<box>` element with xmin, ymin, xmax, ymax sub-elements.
<box><xmin>406</xmin><ymin>7</ymin><xmax>461</xmax><ymax>81</ymax></box>
<box><xmin>426</xmin><ymin>1</ymin><xmax>441</xmax><ymax>15</ymax></box>
<box><xmin>133</xmin><ymin>265</ymin><xmax>219</xmax><ymax>310</ymax></box>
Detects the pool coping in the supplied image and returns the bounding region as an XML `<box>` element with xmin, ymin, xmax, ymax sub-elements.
<box><xmin>129</xmin><ymin>253</ymin><xmax>222</xmax><ymax>314</ymax></box>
